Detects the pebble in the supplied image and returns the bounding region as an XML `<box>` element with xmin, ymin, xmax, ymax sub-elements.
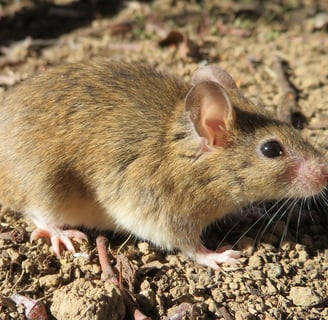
<box><xmin>248</xmin><ymin>255</ymin><xmax>263</xmax><ymax>267</ymax></box>
<box><xmin>141</xmin><ymin>252</ymin><xmax>157</xmax><ymax>264</ymax></box>
<box><xmin>229</xmin><ymin>281</ymin><xmax>239</xmax><ymax>290</ymax></box>
<box><xmin>266</xmin><ymin>263</ymin><xmax>283</xmax><ymax>278</ymax></box>
<box><xmin>211</xmin><ymin>288</ymin><xmax>225</xmax><ymax>303</ymax></box>
<box><xmin>313</xmin><ymin>13</ymin><xmax>328</xmax><ymax>29</ymax></box>
<box><xmin>289</xmin><ymin>286</ymin><xmax>321</xmax><ymax>306</ymax></box>
<box><xmin>137</xmin><ymin>242</ymin><xmax>150</xmax><ymax>254</ymax></box>
<box><xmin>235</xmin><ymin>310</ymin><xmax>252</xmax><ymax>320</ymax></box>
<box><xmin>251</xmin><ymin>270</ymin><xmax>264</xmax><ymax>281</ymax></box>
<box><xmin>297</xmin><ymin>250</ymin><xmax>309</xmax><ymax>262</ymax></box>
<box><xmin>51</xmin><ymin>279</ymin><xmax>125</xmax><ymax>320</ymax></box>
<box><xmin>38</xmin><ymin>274</ymin><xmax>60</xmax><ymax>289</ymax></box>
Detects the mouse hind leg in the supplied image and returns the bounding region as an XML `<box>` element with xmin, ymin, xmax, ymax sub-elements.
<box><xmin>25</xmin><ymin>188</ymin><xmax>111</xmax><ymax>256</ymax></box>
<box><xmin>25</xmin><ymin>191</ymin><xmax>102</xmax><ymax>256</ymax></box>
<box><xmin>23</xmin><ymin>170</ymin><xmax>103</xmax><ymax>256</ymax></box>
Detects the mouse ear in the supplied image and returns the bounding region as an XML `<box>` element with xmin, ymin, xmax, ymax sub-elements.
<box><xmin>185</xmin><ymin>81</ymin><xmax>235</xmax><ymax>148</ymax></box>
<box><xmin>192</xmin><ymin>65</ymin><xmax>238</xmax><ymax>91</ymax></box>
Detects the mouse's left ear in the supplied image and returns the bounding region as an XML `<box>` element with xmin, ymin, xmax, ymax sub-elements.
<box><xmin>185</xmin><ymin>81</ymin><xmax>235</xmax><ymax>148</ymax></box>
<box><xmin>192</xmin><ymin>65</ymin><xmax>238</xmax><ymax>91</ymax></box>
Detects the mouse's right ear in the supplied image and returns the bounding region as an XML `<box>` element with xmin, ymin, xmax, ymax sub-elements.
<box><xmin>185</xmin><ymin>81</ymin><xmax>235</xmax><ymax>149</ymax></box>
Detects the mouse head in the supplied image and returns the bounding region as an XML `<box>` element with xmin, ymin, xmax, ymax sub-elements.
<box><xmin>184</xmin><ymin>65</ymin><xmax>328</xmax><ymax>201</ymax></box>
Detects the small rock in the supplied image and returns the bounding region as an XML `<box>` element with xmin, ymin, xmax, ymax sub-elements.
<box><xmin>207</xmin><ymin>299</ymin><xmax>217</xmax><ymax>313</ymax></box>
<box><xmin>280</xmin><ymin>241</ymin><xmax>294</xmax><ymax>252</ymax></box>
<box><xmin>138</xmin><ymin>242</ymin><xmax>150</xmax><ymax>254</ymax></box>
<box><xmin>266</xmin><ymin>263</ymin><xmax>283</xmax><ymax>278</ymax></box>
<box><xmin>140</xmin><ymin>279</ymin><xmax>151</xmax><ymax>291</ymax></box>
<box><xmin>248</xmin><ymin>255</ymin><xmax>263</xmax><ymax>267</ymax></box>
<box><xmin>141</xmin><ymin>252</ymin><xmax>157</xmax><ymax>264</ymax></box>
<box><xmin>198</xmin><ymin>272</ymin><xmax>211</xmax><ymax>286</ymax></box>
<box><xmin>51</xmin><ymin>279</ymin><xmax>125</xmax><ymax>320</ymax></box>
<box><xmin>294</xmin><ymin>244</ymin><xmax>306</xmax><ymax>252</ymax></box>
<box><xmin>313</xmin><ymin>12</ymin><xmax>328</xmax><ymax>29</ymax></box>
<box><xmin>39</xmin><ymin>274</ymin><xmax>60</xmax><ymax>290</ymax></box>
<box><xmin>252</xmin><ymin>270</ymin><xmax>264</xmax><ymax>280</ymax></box>
<box><xmin>140</xmin><ymin>260</ymin><xmax>164</xmax><ymax>271</ymax></box>
<box><xmin>307</xmin><ymin>268</ymin><xmax>318</xmax><ymax>280</ymax></box>
<box><xmin>170</xmin><ymin>284</ymin><xmax>189</xmax><ymax>298</ymax></box>
<box><xmin>289</xmin><ymin>286</ymin><xmax>321</xmax><ymax>306</ymax></box>
<box><xmin>211</xmin><ymin>288</ymin><xmax>225</xmax><ymax>303</ymax></box>
<box><xmin>301</xmin><ymin>76</ymin><xmax>322</xmax><ymax>90</ymax></box>
<box><xmin>288</xmin><ymin>250</ymin><xmax>298</xmax><ymax>259</ymax></box>
<box><xmin>235</xmin><ymin>310</ymin><xmax>252</xmax><ymax>320</ymax></box>
<box><xmin>229</xmin><ymin>281</ymin><xmax>239</xmax><ymax>290</ymax></box>
<box><xmin>298</xmin><ymin>250</ymin><xmax>309</xmax><ymax>262</ymax></box>
<box><xmin>167</xmin><ymin>255</ymin><xmax>184</xmax><ymax>267</ymax></box>
<box><xmin>249</xmin><ymin>306</ymin><xmax>259</xmax><ymax>315</ymax></box>
<box><xmin>259</xmin><ymin>243</ymin><xmax>276</xmax><ymax>252</ymax></box>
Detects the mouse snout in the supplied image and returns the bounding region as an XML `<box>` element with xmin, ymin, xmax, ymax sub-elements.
<box><xmin>289</xmin><ymin>158</ymin><xmax>328</xmax><ymax>197</ymax></box>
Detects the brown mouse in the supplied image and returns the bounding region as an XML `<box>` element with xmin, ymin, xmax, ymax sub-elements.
<box><xmin>0</xmin><ymin>60</ymin><xmax>327</xmax><ymax>269</ymax></box>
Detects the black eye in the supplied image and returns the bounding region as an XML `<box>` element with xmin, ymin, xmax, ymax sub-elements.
<box><xmin>260</xmin><ymin>140</ymin><xmax>284</xmax><ymax>158</ymax></box>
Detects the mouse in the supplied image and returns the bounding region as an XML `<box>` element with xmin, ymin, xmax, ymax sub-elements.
<box><xmin>0</xmin><ymin>59</ymin><xmax>327</xmax><ymax>269</ymax></box>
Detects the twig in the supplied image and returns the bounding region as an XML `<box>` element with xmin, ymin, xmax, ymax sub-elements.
<box><xmin>11</xmin><ymin>270</ymin><xmax>25</xmax><ymax>290</ymax></box>
<box><xmin>10</xmin><ymin>293</ymin><xmax>48</xmax><ymax>320</ymax></box>
<box><xmin>273</xmin><ymin>55</ymin><xmax>306</xmax><ymax>129</ymax></box>
<box><xmin>117</xmin><ymin>233</ymin><xmax>132</xmax><ymax>253</ymax></box>
<box><xmin>96</xmin><ymin>235</ymin><xmax>151</xmax><ymax>320</ymax></box>
<box><xmin>96</xmin><ymin>235</ymin><xmax>118</xmax><ymax>285</ymax></box>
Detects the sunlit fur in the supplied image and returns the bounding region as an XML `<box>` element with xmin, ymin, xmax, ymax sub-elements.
<box><xmin>0</xmin><ymin>60</ymin><xmax>326</xmax><ymax>263</ymax></box>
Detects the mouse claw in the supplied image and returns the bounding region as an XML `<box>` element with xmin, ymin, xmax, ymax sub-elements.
<box><xmin>30</xmin><ymin>228</ymin><xmax>88</xmax><ymax>256</ymax></box>
<box><xmin>194</xmin><ymin>245</ymin><xmax>241</xmax><ymax>269</ymax></box>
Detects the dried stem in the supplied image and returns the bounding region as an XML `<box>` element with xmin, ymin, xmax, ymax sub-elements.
<box><xmin>273</xmin><ymin>55</ymin><xmax>306</xmax><ymax>129</ymax></box>
<box><xmin>96</xmin><ymin>235</ymin><xmax>151</xmax><ymax>320</ymax></box>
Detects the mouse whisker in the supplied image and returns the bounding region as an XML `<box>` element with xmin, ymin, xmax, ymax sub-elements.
<box><xmin>255</xmin><ymin>198</ymin><xmax>291</xmax><ymax>243</ymax></box>
<box><xmin>229</xmin><ymin>203</ymin><xmax>270</xmax><ymax>249</ymax></box>
<box><xmin>214</xmin><ymin>207</ymin><xmax>250</xmax><ymax>248</ymax></box>
<box><xmin>279</xmin><ymin>198</ymin><xmax>300</xmax><ymax>245</ymax></box>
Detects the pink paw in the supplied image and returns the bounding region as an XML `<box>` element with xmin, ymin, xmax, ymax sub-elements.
<box><xmin>194</xmin><ymin>245</ymin><xmax>241</xmax><ymax>269</ymax></box>
<box><xmin>30</xmin><ymin>227</ymin><xmax>88</xmax><ymax>256</ymax></box>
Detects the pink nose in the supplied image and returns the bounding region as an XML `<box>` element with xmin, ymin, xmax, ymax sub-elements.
<box><xmin>291</xmin><ymin>160</ymin><xmax>328</xmax><ymax>197</ymax></box>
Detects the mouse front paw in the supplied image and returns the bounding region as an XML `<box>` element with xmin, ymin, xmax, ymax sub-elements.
<box><xmin>30</xmin><ymin>227</ymin><xmax>88</xmax><ymax>256</ymax></box>
<box><xmin>194</xmin><ymin>245</ymin><xmax>241</xmax><ymax>269</ymax></box>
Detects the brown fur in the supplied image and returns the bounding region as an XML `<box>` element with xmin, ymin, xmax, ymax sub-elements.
<box><xmin>0</xmin><ymin>59</ymin><xmax>326</xmax><ymax>258</ymax></box>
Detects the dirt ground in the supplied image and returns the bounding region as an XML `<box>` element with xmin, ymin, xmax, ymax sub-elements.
<box><xmin>0</xmin><ymin>0</ymin><xmax>328</xmax><ymax>319</ymax></box>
